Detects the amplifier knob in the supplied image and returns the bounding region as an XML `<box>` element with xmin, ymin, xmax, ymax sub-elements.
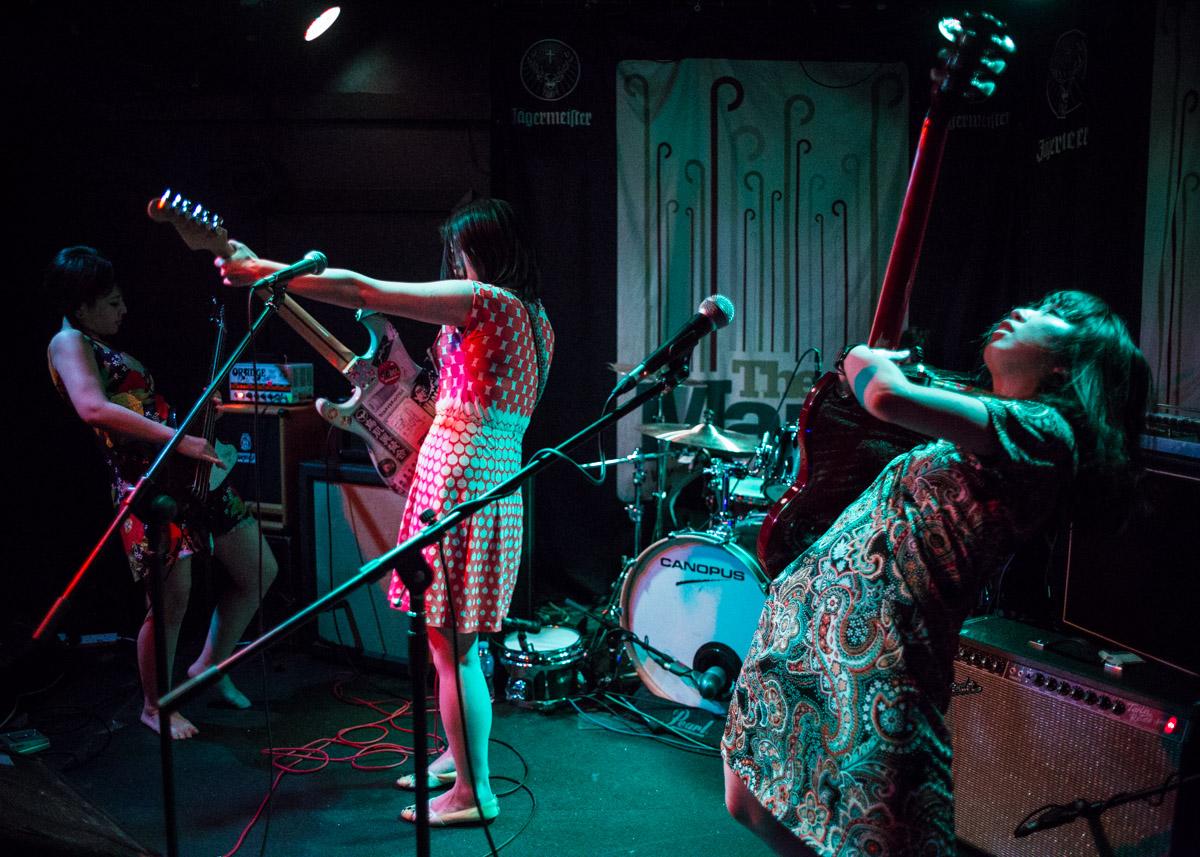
<box><xmin>1085</xmin><ymin>691</ymin><xmax>1098</xmax><ymax>704</ymax></box>
<box><xmin>1045</xmin><ymin>678</ymin><xmax>1058</xmax><ymax>691</ymax></box>
<box><xmin>1058</xmin><ymin>683</ymin><xmax>1071</xmax><ymax>695</ymax></box>
<box><xmin>1098</xmin><ymin>696</ymin><xmax>1112</xmax><ymax>709</ymax></box>
<box><xmin>1112</xmin><ymin>700</ymin><xmax>1127</xmax><ymax>715</ymax></box>
<box><xmin>1034</xmin><ymin>674</ymin><xmax>1045</xmax><ymax>686</ymax></box>
<box><xmin>1072</xmin><ymin>687</ymin><xmax>1085</xmax><ymax>700</ymax></box>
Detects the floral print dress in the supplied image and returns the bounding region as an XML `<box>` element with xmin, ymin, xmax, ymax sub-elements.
<box><xmin>50</xmin><ymin>333</ymin><xmax>249</xmax><ymax>580</ymax></box>
<box><xmin>722</xmin><ymin>397</ymin><xmax>1076</xmax><ymax>856</ymax></box>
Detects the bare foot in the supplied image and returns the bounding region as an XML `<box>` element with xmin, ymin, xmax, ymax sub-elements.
<box><xmin>395</xmin><ymin>750</ymin><xmax>457</xmax><ymax>790</ymax></box>
<box><xmin>428</xmin><ymin>749</ymin><xmax>456</xmax><ymax>777</ymax></box>
<box><xmin>187</xmin><ymin>663</ymin><xmax>251</xmax><ymax>709</ymax></box>
<box><xmin>430</xmin><ymin>783</ymin><xmax>496</xmax><ymax>816</ymax></box>
<box><xmin>141</xmin><ymin>708</ymin><xmax>199</xmax><ymax>740</ymax></box>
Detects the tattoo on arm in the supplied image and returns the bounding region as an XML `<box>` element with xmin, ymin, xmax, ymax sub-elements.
<box><xmin>853</xmin><ymin>365</ymin><xmax>878</xmax><ymax>405</ymax></box>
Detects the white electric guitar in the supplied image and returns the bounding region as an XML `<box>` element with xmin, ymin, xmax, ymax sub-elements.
<box><xmin>148</xmin><ymin>190</ymin><xmax>436</xmax><ymax>497</ymax></box>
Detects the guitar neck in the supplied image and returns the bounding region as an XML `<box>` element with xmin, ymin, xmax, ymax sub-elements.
<box><xmin>150</xmin><ymin>195</ymin><xmax>357</xmax><ymax>373</ymax></box>
<box><xmin>255</xmin><ymin>288</ymin><xmax>356</xmax><ymax>372</ymax></box>
<box><xmin>867</xmin><ymin>107</ymin><xmax>952</xmax><ymax>349</ymax></box>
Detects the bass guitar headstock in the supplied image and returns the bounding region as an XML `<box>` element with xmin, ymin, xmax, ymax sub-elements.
<box><xmin>933</xmin><ymin>10</ymin><xmax>1016</xmax><ymax>107</ymax></box>
<box><xmin>146</xmin><ymin>189</ymin><xmax>232</xmax><ymax>256</ymax></box>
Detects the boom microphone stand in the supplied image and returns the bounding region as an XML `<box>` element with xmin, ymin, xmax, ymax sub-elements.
<box><xmin>32</xmin><ymin>261</ymin><xmax>323</xmax><ymax>857</ymax></box>
<box><xmin>162</xmin><ymin>357</ymin><xmax>699</xmax><ymax>857</ymax></box>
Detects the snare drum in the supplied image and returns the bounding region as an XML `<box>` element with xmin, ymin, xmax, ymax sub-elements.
<box><xmin>496</xmin><ymin>626</ymin><xmax>584</xmax><ymax>710</ymax></box>
<box><xmin>619</xmin><ymin>530</ymin><xmax>767</xmax><ymax>714</ymax></box>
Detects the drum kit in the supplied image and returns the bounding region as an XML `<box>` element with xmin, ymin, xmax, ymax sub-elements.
<box><xmin>497</xmin><ymin>404</ymin><xmax>803</xmax><ymax>716</ymax></box>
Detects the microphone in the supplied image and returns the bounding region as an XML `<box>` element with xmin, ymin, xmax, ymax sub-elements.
<box><xmin>254</xmin><ymin>250</ymin><xmax>329</xmax><ymax>288</ymax></box>
<box><xmin>692</xmin><ymin>642</ymin><xmax>739</xmax><ymax>701</ymax></box>
<box><xmin>501</xmin><ymin>616</ymin><xmax>544</xmax><ymax>634</ymax></box>
<box><xmin>696</xmin><ymin>665</ymin><xmax>729</xmax><ymax>701</ymax></box>
<box><xmin>612</xmin><ymin>295</ymin><xmax>735</xmax><ymax>396</ymax></box>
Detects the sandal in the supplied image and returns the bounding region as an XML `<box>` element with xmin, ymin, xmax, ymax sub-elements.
<box><xmin>395</xmin><ymin>770</ymin><xmax>457</xmax><ymax>791</ymax></box>
<box><xmin>399</xmin><ymin>797</ymin><xmax>499</xmax><ymax>827</ymax></box>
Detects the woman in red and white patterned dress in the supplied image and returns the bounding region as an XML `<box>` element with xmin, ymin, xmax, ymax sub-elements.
<box><xmin>219</xmin><ymin>199</ymin><xmax>553</xmax><ymax>827</ymax></box>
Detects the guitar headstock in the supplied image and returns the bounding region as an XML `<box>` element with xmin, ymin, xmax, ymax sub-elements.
<box><xmin>146</xmin><ymin>189</ymin><xmax>231</xmax><ymax>256</ymax></box>
<box><xmin>933</xmin><ymin>10</ymin><xmax>1016</xmax><ymax>105</ymax></box>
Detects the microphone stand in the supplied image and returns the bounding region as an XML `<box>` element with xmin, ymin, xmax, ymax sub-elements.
<box><xmin>160</xmin><ymin>357</ymin><xmax>698</xmax><ymax>857</ymax></box>
<box><xmin>32</xmin><ymin>272</ymin><xmax>310</xmax><ymax>857</ymax></box>
<box><xmin>1014</xmin><ymin>772</ymin><xmax>1200</xmax><ymax>855</ymax></box>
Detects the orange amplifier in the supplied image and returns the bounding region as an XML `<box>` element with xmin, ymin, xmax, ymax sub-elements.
<box><xmin>229</xmin><ymin>362</ymin><xmax>314</xmax><ymax>404</ymax></box>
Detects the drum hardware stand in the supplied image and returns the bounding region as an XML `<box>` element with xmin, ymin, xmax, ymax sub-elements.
<box><xmin>651</xmin><ymin>411</ymin><xmax>670</xmax><ymax>543</ymax></box>
<box><xmin>627</xmin><ymin>449</ymin><xmax>647</xmax><ymax>556</ymax></box>
<box><xmin>32</xmin><ymin>266</ymin><xmax>315</xmax><ymax>857</ymax></box>
<box><xmin>563</xmin><ymin>598</ymin><xmax>705</xmax><ymax>696</ymax></box>
<box><xmin>578</xmin><ymin>448</ymin><xmax>667</xmax><ymax>561</ymax></box>
<box><xmin>160</xmin><ymin>358</ymin><xmax>696</xmax><ymax>857</ymax></box>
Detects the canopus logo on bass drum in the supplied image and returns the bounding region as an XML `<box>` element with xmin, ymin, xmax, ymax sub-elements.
<box><xmin>520</xmin><ymin>39</ymin><xmax>581</xmax><ymax>102</ymax></box>
<box><xmin>660</xmin><ymin>556</ymin><xmax>745</xmax><ymax>581</ymax></box>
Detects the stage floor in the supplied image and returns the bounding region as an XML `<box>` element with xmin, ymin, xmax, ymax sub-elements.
<box><xmin>26</xmin><ymin>641</ymin><xmax>767</xmax><ymax>857</ymax></box>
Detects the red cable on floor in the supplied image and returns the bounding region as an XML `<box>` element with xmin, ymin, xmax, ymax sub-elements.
<box><xmin>221</xmin><ymin>675</ymin><xmax>447</xmax><ymax>857</ymax></box>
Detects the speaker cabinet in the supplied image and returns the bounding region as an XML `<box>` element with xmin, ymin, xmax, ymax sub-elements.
<box><xmin>218</xmin><ymin>403</ymin><xmax>327</xmax><ymax>532</ymax></box>
<box><xmin>299</xmin><ymin>461</ymin><xmax>410</xmax><ymax>669</ymax></box>
<box><xmin>947</xmin><ymin>616</ymin><xmax>1198</xmax><ymax>856</ymax></box>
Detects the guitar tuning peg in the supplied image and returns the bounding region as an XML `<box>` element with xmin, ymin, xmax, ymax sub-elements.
<box><xmin>980</xmin><ymin>55</ymin><xmax>1007</xmax><ymax>77</ymax></box>
<box><xmin>967</xmin><ymin>76</ymin><xmax>997</xmax><ymax>101</ymax></box>
<box><xmin>159</xmin><ymin>188</ymin><xmax>172</xmax><ymax>206</ymax></box>
<box><xmin>171</xmin><ymin>192</ymin><xmax>183</xmax><ymax>209</ymax></box>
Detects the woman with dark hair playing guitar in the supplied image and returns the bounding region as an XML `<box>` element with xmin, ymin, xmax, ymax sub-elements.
<box><xmin>218</xmin><ymin>197</ymin><xmax>554</xmax><ymax>828</ymax></box>
<box><xmin>720</xmin><ymin>12</ymin><xmax>1152</xmax><ymax>856</ymax></box>
<box><xmin>722</xmin><ymin>294</ymin><xmax>1150</xmax><ymax>855</ymax></box>
<box><xmin>47</xmin><ymin>245</ymin><xmax>278</xmax><ymax>740</ymax></box>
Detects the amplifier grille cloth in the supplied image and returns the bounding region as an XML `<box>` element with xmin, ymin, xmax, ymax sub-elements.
<box><xmin>947</xmin><ymin>659</ymin><xmax>1182</xmax><ymax>856</ymax></box>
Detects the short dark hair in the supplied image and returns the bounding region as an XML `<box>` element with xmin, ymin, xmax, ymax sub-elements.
<box><xmin>45</xmin><ymin>245</ymin><xmax>116</xmax><ymax>317</ymax></box>
<box><xmin>439</xmin><ymin>198</ymin><xmax>540</xmax><ymax>301</ymax></box>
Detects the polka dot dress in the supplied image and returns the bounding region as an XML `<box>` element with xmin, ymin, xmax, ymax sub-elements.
<box><xmin>388</xmin><ymin>282</ymin><xmax>554</xmax><ymax>632</ymax></box>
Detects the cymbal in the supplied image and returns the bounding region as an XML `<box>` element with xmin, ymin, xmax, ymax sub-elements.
<box><xmin>637</xmin><ymin>422</ymin><xmax>759</xmax><ymax>455</ymax></box>
<box><xmin>607</xmin><ymin>362</ymin><xmax>706</xmax><ymax>386</ymax></box>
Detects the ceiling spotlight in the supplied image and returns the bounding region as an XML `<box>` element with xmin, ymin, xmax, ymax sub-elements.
<box><xmin>305</xmin><ymin>6</ymin><xmax>341</xmax><ymax>42</ymax></box>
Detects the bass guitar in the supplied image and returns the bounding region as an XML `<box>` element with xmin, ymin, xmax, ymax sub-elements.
<box><xmin>166</xmin><ymin>299</ymin><xmax>238</xmax><ymax>552</ymax></box>
<box><xmin>147</xmin><ymin>191</ymin><xmax>437</xmax><ymax>497</ymax></box>
<box><xmin>757</xmin><ymin>11</ymin><xmax>1015</xmax><ymax>576</ymax></box>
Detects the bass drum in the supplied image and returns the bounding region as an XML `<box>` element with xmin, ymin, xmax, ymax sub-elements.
<box><xmin>619</xmin><ymin>530</ymin><xmax>767</xmax><ymax>715</ymax></box>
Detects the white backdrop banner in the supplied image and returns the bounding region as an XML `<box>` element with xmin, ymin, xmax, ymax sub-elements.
<box><xmin>616</xmin><ymin>59</ymin><xmax>909</xmax><ymax>497</ymax></box>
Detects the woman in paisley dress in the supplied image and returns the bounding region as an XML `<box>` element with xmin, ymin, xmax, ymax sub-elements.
<box><xmin>218</xmin><ymin>198</ymin><xmax>553</xmax><ymax>827</ymax></box>
<box><xmin>47</xmin><ymin>246</ymin><xmax>278</xmax><ymax>740</ymax></box>
<box><xmin>722</xmin><ymin>291</ymin><xmax>1149</xmax><ymax>855</ymax></box>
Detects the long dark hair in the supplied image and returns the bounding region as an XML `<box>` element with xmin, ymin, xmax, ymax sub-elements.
<box><xmin>439</xmin><ymin>198</ymin><xmax>540</xmax><ymax>302</ymax></box>
<box><xmin>1030</xmin><ymin>290</ymin><xmax>1151</xmax><ymax>515</ymax></box>
<box><xmin>45</xmin><ymin>245</ymin><xmax>116</xmax><ymax>318</ymax></box>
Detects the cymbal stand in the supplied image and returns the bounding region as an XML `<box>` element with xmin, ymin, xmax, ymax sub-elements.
<box><xmin>626</xmin><ymin>449</ymin><xmax>646</xmax><ymax>556</ymax></box>
<box><xmin>648</xmin><ymin>396</ymin><xmax>669</xmax><ymax>542</ymax></box>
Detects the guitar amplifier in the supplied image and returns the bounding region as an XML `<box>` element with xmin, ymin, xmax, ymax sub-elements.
<box><xmin>217</xmin><ymin>403</ymin><xmax>327</xmax><ymax>532</ymax></box>
<box><xmin>299</xmin><ymin>461</ymin><xmax>410</xmax><ymax>670</ymax></box>
<box><xmin>947</xmin><ymin>616</ymin><xmax>1199</xmax><ymax>856</ymax></box>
